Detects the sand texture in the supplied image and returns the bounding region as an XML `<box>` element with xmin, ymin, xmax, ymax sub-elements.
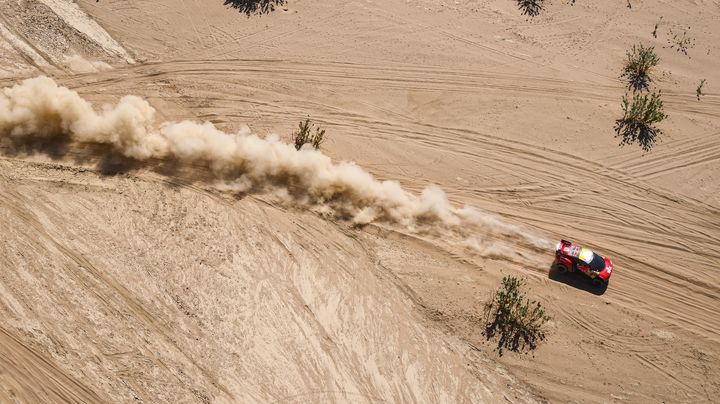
<box><xmin>1</xmin><ymin>0</ymin><xmax>719</xmax><ymax>403</ymax></box>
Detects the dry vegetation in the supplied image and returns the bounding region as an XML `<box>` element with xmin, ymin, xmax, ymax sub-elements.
<box><xmin>621</xmin><ymin>44</ymin><xmax>660</xmax><ymax>92</ymax></box>
<box><xmin>616</xmin><ymin>43</ymin><xmax>667</xmax><ymax>151</ymax></box>
<box><xmin>614</xmin><ymin>91</ymin><xmax>666</xmax><ymax>152</ymax></box>
<box><xmin>516</xmin><ymin>0</ymin><xmax>545</xmax><ymax>17</ymax></box>
<box><xmin>223</xmin><ymin>0</ymin><xmax>285</xmax><ymax>15</ymax></box>
<box><xmin>293</xmin><ymin>119</ymin><xmax>327</xmax><ymax>151</ymax></box>
<box><xmin>696</xmin><ymin>79</ymin><xmax>707</xmax><ymax>100</ymax></box>
<box><xmin>667</xmin><ymin>26</ymin><xmax>696</xmax><ymax>56</ymax></box>
<box><xmin>483</xmin><ymin>276</ymin><xmax>551</xmax><ymax>355</ymax></box>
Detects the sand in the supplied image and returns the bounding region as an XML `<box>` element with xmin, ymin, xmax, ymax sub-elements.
<box><xmin>1</xmin><ymin>0</ymin><xmax>719</xmax><ymax>402</ymax></box>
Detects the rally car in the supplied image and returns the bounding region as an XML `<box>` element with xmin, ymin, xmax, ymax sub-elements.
<box><xmin>552</xmin><ymin>240</ymin><xmax>614</xmax><ymax>288</ymax></box>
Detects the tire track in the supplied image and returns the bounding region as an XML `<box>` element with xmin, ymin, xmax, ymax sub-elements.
<box><xmin>0</xmin><ymin>180</ymin><xmax>234</xmax><ymax>401</ymax></box>
<box><xmin>6</xmin><ymin>56</ymin><xmax>718</xmax><ymax>400</ymax></box>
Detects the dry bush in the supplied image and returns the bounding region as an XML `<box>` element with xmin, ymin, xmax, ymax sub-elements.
<box><xmin>614</xmin><ymin>91</ymin><xmax>666</xmax><ymax>152</ymax></box>
<box><xmin>224</xmin><ymin>0</ymin><xmax>285</xmax><ymax>16</ymax></box>
<box><xmin>516</xmin><ymin>0</ymin><xmax>545</xmax><ymax>17</ymax></box>
<box><xmin>483</xmin><ymin>276</ymin><xmax>551</xmax><ymax>355</ymax></box>
<box><xmin>652</xmin><ymin>16</ymin><xmax>663</xmax><ymax>38</ymax></box>
<box><xmin>293</xmin><ymin>119</ymin><xmax>326</xmax><ymax>151</ymax></box>
<box><xmin>696</xmin><ymin>79</ymin><xmax>707</xmax><ymax>101</ymax></box>
<box><xmin>667</xmin><ymin>27</ymin><xmax>695</xmax><ymax>56</ymax></box>
<box><xmin>621</xmin><ymin>44</ymin><xmax>659</xmax><ymax>92</ymax></box>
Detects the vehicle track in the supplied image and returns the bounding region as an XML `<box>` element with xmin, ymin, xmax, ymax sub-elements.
<box><xmin>45</xmin><ymin>60</ymin><xmax>719</xmax><ymax>348</ymax></box>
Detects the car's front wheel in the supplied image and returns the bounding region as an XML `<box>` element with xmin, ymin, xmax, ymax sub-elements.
<box><xmin>592</xmin><ymin>277</ymin><xmax>607</xmax><ymax>288</ymax></box>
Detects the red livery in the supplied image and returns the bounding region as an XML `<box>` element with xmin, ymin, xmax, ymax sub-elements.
<box><xmin>552</xmin><ymin>240</ymin><xmax>614</xmax><ymax>288</ymax></box>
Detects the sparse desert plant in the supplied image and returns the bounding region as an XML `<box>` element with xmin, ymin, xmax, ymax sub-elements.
<box><xmin>621</xmin><ymin>44</ymin><xmax>659</xmax><ymax>92</ymax></box>
<box><xmin>696</xmin><ymin>79</ymin><xmax>707</xmax><ymax>101</ymax></box>
<box><xmin>293</xmin><ymin>119</ymin><xmax>326</xmax><ymax>151</ymax></box>
<box><xmin>223</xmin><ymin>0</ymin><xmax>285</xmax><ymax>16</ymax></box>
<box><xmin>483</xmin><ymin>276</ymin><xmax>551</xmax><ymax>355</ymax></box>
<box><xmin>614</xmin><ymin>91</ymin><xmax>666</xmax><ymax>152</ymax></box>
<box><xmin>652</xmin><ymin>16</ymin><xmax>663</xmax><ymax>38</ymax></box>
<box><xmin>667</xmin><ymin>27</ymin><xmax>695</xmax><ymax>56</ymax></box>
<box><xmin>516</xmin><ymin>0</ymin><xmax>545</xmax><ymax>17</ymax></box>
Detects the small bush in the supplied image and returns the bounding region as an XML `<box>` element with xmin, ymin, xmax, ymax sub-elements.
<box><xmin>483</xmin><ymin>276</ymin><xmax>551</xmax><ymax>355</ymax></box>
<box><xmin>652</xmin><ymin>17</ymin><xmax>663</xmax><ymax>39</ymax></box>
<box><xmin>621</xmin><ymin>44</ymin><xmax>659</xmax><ymax>92</ymax></box>
<box><xmin>516</xmin><ymin>0</ymin><xmax>545</xmax><ymax>17</ymax></box>
<box><xmin>614</xmin><ymin>91</ymin><xmax>666</xmax><ymax>152</ymax></box>
<box><xmin>224</xmin><ymin>0</ymin><xmax>285</xmax><ymax>16</ymax></box>
<box><xmin>667</xmin><ymin>27</ymin><xmax>695</xmax><ymax>56</ymax></box>
<box><xmin>696</xmin><ymin>79</ymin><xmax>706</xmax><ymax>101</ymax></box>
<box><xmin>293</xmin><ymin>119</ymin><xmax>326</xmax><ymax>151</ymax></box>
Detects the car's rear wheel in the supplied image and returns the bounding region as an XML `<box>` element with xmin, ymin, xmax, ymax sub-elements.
<box><xmin>553</xmin><ymin>264</ymin><xmax>567</xmax><ymax>274</ymax></box>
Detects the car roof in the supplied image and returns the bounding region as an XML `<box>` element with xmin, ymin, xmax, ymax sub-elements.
<box><xmin>562</xmin><ymin>243</ymin><xmax>597</xmax><ymax>265</ymax></box>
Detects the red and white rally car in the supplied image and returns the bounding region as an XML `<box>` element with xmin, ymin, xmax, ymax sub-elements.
<box><xmin>553</xmin><ymin>240</ymin><xmax>614</xmax><ymax>288</ymax></box>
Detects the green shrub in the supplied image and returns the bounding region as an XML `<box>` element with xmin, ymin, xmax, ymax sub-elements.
<box><xmin>516</xmin><ymin>0</ymin><xmax>545</xmax><ymax>17</ymax></box>
<box><xmin>483</xmin><ymin>276</ymin><xmax>551</xmax><ymax>355</ymax></box>
<box><xmin>293</xmin><ymin>119</ymin><xmax>326</xmax><ymax>151</ymax></box>
<box><xmin>614</xmin><ymin>91</ymin><xmax>666</xmax><ymax>152</ymax></box>
<box><xmin>621</xmin><ymin>44</ymin><xmax>659</xmax><ymax>92</ymax></box>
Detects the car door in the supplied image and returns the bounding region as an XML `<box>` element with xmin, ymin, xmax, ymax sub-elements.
<box><xmin>577</xmin><ymin>259</ymin><xmax>590</xmax><ymax>275</ymax></box>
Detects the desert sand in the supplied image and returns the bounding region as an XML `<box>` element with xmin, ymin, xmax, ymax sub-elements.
<box><xmin>1</xmin><ymin>0</ymin><xmax>719</xmax><ymax>403</ymax></box>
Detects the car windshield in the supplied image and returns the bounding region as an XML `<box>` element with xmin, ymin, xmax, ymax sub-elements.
<box><xmin>587</xmin><ymin>253</ymin><xmax>606</xmax><ymax>272</ymax></box>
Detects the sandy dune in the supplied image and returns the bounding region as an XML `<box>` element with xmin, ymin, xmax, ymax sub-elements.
<box><xmin>1</xmin><ymin>158</ymin><xmax>536</xmax><ymax>402</ymax></box>
<box><xmin>1</xmin><ymin>0</ymin><xmax>719</xmax><ymax>403</ymax></box>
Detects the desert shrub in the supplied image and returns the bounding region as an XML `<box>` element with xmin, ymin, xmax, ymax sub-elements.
<box><xmin>293</xmin><ymin>119</ymin><xmax>326</xmax><ymax>151</ymax></box>
<box><xmin>621</xmin><ymin>44</ymin><xmax>659</xmax><ymax>92</ymax></box>
<box><xmin>614</xmin><ymin>91</ymin><xmax>666</xmax><ymax>152</ymax></box>
<box><xmin>696</xmin><ymin>79</ymin><xmax>707</xmax><ymax>101</ymax></box>
<box><xmin>516</xmin><ymin>0</ymin><xmax>544</xmax><ymax>17</ymax></box>
<box><xmin>652</xmin><ymin>16</ymin><xmax>663</xmax><ymax>39</ymax></box>
<box><xmin>667</xmin><ymin>27</ymin><xmax>695</xmax><ymax>56</ymax></box>
<box><xmin>224</xmin><ymin>0</ymin><xmax>285</xmax><ymax>15</ymax></box>
<box><xmin>483</xmin><ymin>276</ymin><xmax>551</xmax><ymax>355</ymax></box>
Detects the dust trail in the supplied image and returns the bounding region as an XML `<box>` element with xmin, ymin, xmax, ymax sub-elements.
<box><xmin>0</xmin><ymin>76</ymin><xmax>552</xmax><ymax>259</ymax></box>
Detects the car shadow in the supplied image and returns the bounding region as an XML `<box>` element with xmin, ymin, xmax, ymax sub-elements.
<box><xmin>548</xmin><ymin>265</ymin><xmax>608</xmax><ymax>296</ymax></box>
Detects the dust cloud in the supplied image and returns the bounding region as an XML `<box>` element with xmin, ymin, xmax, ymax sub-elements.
<box><xmin>1</xmin><ymin>76</ymin><xmax>551</xmax><ymax>257</ymax></box>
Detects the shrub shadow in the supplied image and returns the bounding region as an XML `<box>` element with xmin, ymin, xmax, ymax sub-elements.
<box><xmin>223</xmin><ymin>0</ymin><xmax>286</xmax><ymax>16</ymax></box>
<box><xmin>517</xmin><ymin>0</ymin><xmax>544</xmax><ymax>17</ymax></box>
<box><xmin>484</xmin><ymin>317</ymin><xmax>546</xmax><ymax>356</ymax></box>
<box><xmin>548</xmin><ymin>265</ymin><xmax>608</xmax><ymax>296</ymax></box>
<box><xmin>482</xmin><ymin>277</ymin><xmax>550</xmax><ymax>356</ymax></box>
